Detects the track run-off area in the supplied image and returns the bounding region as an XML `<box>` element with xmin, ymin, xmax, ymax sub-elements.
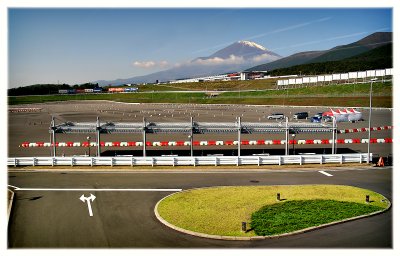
<box><xmin>8</xmin><ymin>166</ymin><xmax>392</xmax><ymax>248</ymax></box>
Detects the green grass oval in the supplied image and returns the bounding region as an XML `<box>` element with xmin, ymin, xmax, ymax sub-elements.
<box><xmin>157</xmin><ymin>185</ymin><xmax>390</xmax><ymax>237</ymax></box>
<box><xmin>251</xmin><ymin>199</ymin><xmax>384</xmax><ymax>236</ymax></box>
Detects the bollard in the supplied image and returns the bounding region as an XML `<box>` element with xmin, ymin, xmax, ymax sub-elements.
<box><xmin>241</xmin><ymin>222</ymin><xmax>247</xmax><ymax>232</ymax></box>
<box><xmin>366</xmin><ymin>195</ymin><xmax>370</xmax><ymax>203</ymax></box>
<box><xmin>277</xmin><ymin>193</ymin><xmax>281</xmax><ymax>201</ymax></box>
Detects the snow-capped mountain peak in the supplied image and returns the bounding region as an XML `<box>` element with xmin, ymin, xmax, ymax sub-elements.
<box><xmin>238</xmin><ymin>40</ymin><xmax>267</xmax><ymax>51</ymax></box>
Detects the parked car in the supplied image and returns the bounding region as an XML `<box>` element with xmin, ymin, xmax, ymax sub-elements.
<box><xmin>322</xmin><ymin>115</ymin><xmax>333</xmax><ymax>122</ymax></box>
<box><xmin>267</xmin><ymin>113</ymin><xmax>285</xmax><ymax>120</ymax></box>
<box><xmin>293</xmin><ymin>112</ymin><xmax>309</xmax><ymax>120</ymax></box>
<box><xmin>310</xmin><ymin>113</ymin><xmax>322</xmax><ymax>123</ymax></box>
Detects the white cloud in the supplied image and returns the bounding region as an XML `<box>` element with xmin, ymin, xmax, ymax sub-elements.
<box><xmin>251</xmin><ymin>53</ymin><xmax>279</xmax><ymax>63</ymax></box>
<box><xmin>192</xmin><ymin>55</ymin><xmax>245</xmax><ymax>66</ymax></box>
<box><xmin>132</xmin><ymin>60</ymin><xmax>169</xmax><ymax>68</ymax></box>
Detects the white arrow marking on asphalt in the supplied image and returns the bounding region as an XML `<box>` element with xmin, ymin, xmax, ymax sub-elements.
<box><xmin>319</xmin><ymin>171</ymin><xmax>333</xmax><ymax>177</ymax></box>
<box><xmin>80</xmin><ymin>193</ymin><xmax>96</xmax><ymax>217</ymax></box>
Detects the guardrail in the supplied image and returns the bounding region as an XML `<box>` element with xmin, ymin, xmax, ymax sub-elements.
<box><xmin>7</xmin><ymin>153</ymin><xmax>369</xmax><ymax>167</ymax></box>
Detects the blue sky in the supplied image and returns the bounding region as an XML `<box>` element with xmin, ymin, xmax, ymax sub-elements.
<box><xmin>8</xmin><ymin>8</ymin><xmax>392</xmax><ymax>88</ymax></box>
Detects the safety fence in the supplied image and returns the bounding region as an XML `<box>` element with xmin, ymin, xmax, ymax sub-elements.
<box><xmin>276</xmin><ymin>68</ymin><xmax>393</xmax><ymax>88</ymax></box>
<box><xmin>7</xmin><ymin>153</ymin><xmax>369</xmax><ymax>167</ymax></box>
<box><xmin>19</xmin><ymin>137</ymin><xmax>392</xmax><ymax>148</ymax></box>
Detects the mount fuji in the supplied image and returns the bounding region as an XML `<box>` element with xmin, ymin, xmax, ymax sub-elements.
<box><xmin>96</xmin><ymin>41</ymin><xmax>281</xmax><ymax>86</ymax></box>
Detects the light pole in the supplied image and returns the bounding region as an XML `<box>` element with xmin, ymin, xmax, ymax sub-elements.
<box><xmin>292</xmin><ymin>133</ymin><xmax>296</xmax><ymax>155</ymax></box>
<box><xmin>87</xmin><ymin>136</ymin><xmax>91</xmax><ymax>157</ymax></box>
<box><xmin>188</xmin><ymin>135</ymin><xmax>193</xmax><ymax>157</ymax></box>
<box><xmin>368</xmin><ymin>78</ymin><xmax>377</xmax><ymax>163</ymax></box>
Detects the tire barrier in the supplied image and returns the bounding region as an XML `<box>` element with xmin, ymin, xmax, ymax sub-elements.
<box><xmin>9</xmin><ymin>108</ymin><xmax>42</xmax><ymax>113</ymax></box>
<box><xmin>20</xmin><ymin>138</ymin><xmax>393</xmax><ymax>148</ymax></box>
<box><xmin>337</xmin><ymin>126</ymin><xmax>392</xmax><ymax>134</ymax></box>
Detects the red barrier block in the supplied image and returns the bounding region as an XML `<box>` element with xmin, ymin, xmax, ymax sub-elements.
<box><xmin>100</xmin><ymin>141</ymin><xmax>106</xmax><ymax>147</ymax></box>
<box><xmin>176</xmin><ymin>141</ymin><xmax>185</xmax><ymax>146</ymax></box>
<box><xmin>336</xmin><ymin>139</ymin><xmax>345</xmax><ymax>144</ymax></box>
<box><xmin>127</xmin><ymin>141</ymin><xmax>135</xmax><ymax>147</ymax></box>
<box><xmin>21</xmin><ymin>142</ymin><xmax>29</xmax><ymax>147</ymax></box>
<box><xmin>289</xmin><ymin>140</ymin><xmax>296</xmax><ymax>145</ymax></box>
<box><xmin>352</xmin><ymin>138</ymin><xmax>361</xmax><ymax>144</ymax></box>
<box><xmin>112</xmin><ymin>142</ymin><xmax>120</xmax><ymax>147</ymax></box>
<box><xmin>82</xmin><ymin>142</ymin><xmax>89</xmax><ymax>147</ymax></box>
<box><xmin>208</xmin><ymin>140</ymin><xmax>216</xmax><ymax>146</ymax></box>
<box><xmin>384</xmin><ymin>138</ymin><xmax>392</xmax><ymax>143</ymax></box>
<box><xmin>146</xmin><ymin>142</ymin><xmax>152</xmax><ymax>147</ymax></box>
<box><xmin>370</xmin><ymin>138</ymin><xmax>378</xmax><ymax>143</ymax></box>
<box><xmin>306</xmin><ymin>140</ymin><xmax>314</xmax><ymax>144</ymax></box>
<box><xmin>161</xmin><ymin>141</ymin><xmax>169</xmax><ymax>146</ymax></box>
<box><xmin>66</xmin><ymin>142</ymin><xmax>73</xmax><ymax>147</ymax></box>
<box><xmin>193</xmin><ymin>141</ymin><xmax>200</xmax><ymax>146</ymax></box>
<box><xmin>257</xmin><ymin>140</ymin><xmax>265</xmax><ymax>145</ymax></box>
<box><xmin>272</xmin><ymin>140</ymin><xmax>281</xmax><ymax>145</ymax></box>
<box><xmin>321</xmin><ymin>139</ymin><xmax>330</xmax><ymax>144</ymax></box>
<box><xmin>241</xmin><ymin>140</ymin><xmax>249</xmax><ymax>145</ymax></box>
<box><xmin>225</xmin><ymin>140</ymin><xmax>234</xmax><ymax>145</ymax></box>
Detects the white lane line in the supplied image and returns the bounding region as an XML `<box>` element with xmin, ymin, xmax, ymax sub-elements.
<box><xmin>10</xmin><ymin>187</ymin><xmax>182</xmax><ymax>192</ymax></box>
<box><xmin>7</xmin><ymin>185</ymin><xmax>20</xmax><ymax>190</ymax></box>
<box><xmin>319</xmin><ymin>171</ymin><xmax>333</xmax><ymax>177</ymax></box>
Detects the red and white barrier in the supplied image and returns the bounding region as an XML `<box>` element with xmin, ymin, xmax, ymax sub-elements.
<box><xmin>20</xmin><ymin>138</ymin><xmax>393</xmax><ymax>148</ymax></box>
<box><xmin>337</xmin><ymin>126</ymin><xmax>392</xmax><ymax>134</ymax></box>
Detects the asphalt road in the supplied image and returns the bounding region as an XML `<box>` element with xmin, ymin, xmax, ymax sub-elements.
<box><xmin>8</xmin><ymin>166</ymin><xmax>392</xmax><ymax>248</ymax></box>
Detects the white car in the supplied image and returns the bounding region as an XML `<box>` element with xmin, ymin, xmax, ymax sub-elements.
<box><xmin>267</xmin><ymin>113</ymin><xmax>285</xmax><ymax>120</ymax></box>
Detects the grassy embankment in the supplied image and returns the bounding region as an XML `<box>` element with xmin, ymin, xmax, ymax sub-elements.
<box><xmin>157</xmin><ymin>185</ymin><xmax>389</xmax><ymax>237</ymax></box>
<box><xmin>8</xmin><ymin>81</ymin><xmax>392</xmax><ymax>108</ymax></box>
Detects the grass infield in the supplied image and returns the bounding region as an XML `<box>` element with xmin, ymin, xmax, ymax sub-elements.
<box><xmin>157</xmin><ymin>185</ymin><xmax>389</xmax><ymax>237</ymax></box>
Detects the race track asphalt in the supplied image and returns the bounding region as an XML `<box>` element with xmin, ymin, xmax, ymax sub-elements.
<box><xmin>7</xmin><ymin>166</ymin><xmax>392</xmax><ymax>248</ymax></box>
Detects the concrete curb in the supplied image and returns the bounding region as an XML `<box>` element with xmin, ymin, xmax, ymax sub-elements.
<box><xmin>8</xmin><ymin>189</ymin><xmax>15</xmax><ymax>223</ymax></box>
<box><xmin>154</xmin><ymin>186</ymin><xmax>391</xmax><ymax>241</ymax></box>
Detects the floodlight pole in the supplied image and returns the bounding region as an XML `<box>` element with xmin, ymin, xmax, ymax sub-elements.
<box><xmin>285</xmin><ymin>117</ymin><xmax>289</xmax><ymax>155</ymax></box>
<box><xmin>143</xmin><ymin>117</ymin><xmax>147</xmax><ymax>157</ymax></box>
<box><xmin>96</xmin><ymin>116</ymin><xmax>101</xmax><ymax>157</ymax></box>
<box><xmin>51</xmin><ymin>116</ymin><xmax>56</xmax><ymax>157</ymax></box>
<box><xmin>332</xmin><ymin>116</ymin><xmax>336</xmax><ymax>154</ymax></box>
<box><xmin>189</xmin><ymin>116</ymin><xmax>194</xmax><ymax>157</ymax></box>
<box><xmin>368</xmin><ymin>78</ymin><xmax>377</xmax><ymax>163</ymax></box>
<box><xmin>237</xmin><ymin>116</ymin><xmax>241</xmax><ymax>157</ymax></box>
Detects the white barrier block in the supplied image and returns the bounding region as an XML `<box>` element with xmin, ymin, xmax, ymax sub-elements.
<box><xmin>361</xmin><ymin>139</ymin><xmax>369</xmax><ymax>143</ymax></box>
<box><xmin>168</xmin><ymin>141</ymin><xmax>177</xmax><ymax>146</ymax></box>
<box><xmin>153</xmin><ymin>142</ymin><xmax>161</xmax><ymax>146</ymax></box>
<box><xmin>105</xmin><ymin>142</ymin><xmax>113</xmax><ymax>147</ymax></box>
<box><xmin>44</xmin><ymin>142</ymin><xmax>51</xmax><ymax>147</ymax></box>
<box><xmin>120</xmin><ymin>142</ymin><xmax>128</xmax><ymax>147</ymax></box>
<box><xmin>249</xmin><ymin>140</ymin><xmax>257</xmax><ymax>145</ymax></box>
<box><xmin>265</xmin><ymin>140</ymin><xmax>273</xmax><ymax>145</ymax></box>
<box><xmin>313</xmin><ymin>140</ymin><xmax>322</xmax><ymax>144</ymax></box>
<box><xmin>184</xmin><ymin>141</ymin><xmax>191</xmax><ymax>146</ymax></box>
<box><xmin>297</xmin><ymin>140</ymin><xmax>306</xmax><ymax>145</ymax></box>
<box><xmin>200</xmin><ymin>141</ymin><xmax>208</xmax><ymax>146</ymax></box>
<box><xmin>377</xmin><ymin>139</ymin><xmax>385</xmax><ymax>143</ymax></box>
<box><xmin>73</xmin><ymin>142</ymin><xmax>81</xmax><ymax>147</ymax></box>
<box><xmin>216</xmin><ymin>141</ymin><xmax>224</xmax><ymax>145</ymax></box>
<box><xmin>90</xmin><ymin>142</ymin><xmax>97</xmax><ymax>147</ymax></box>
<box><xmin>280</xmin><ymin>140</ymin><xmax>286</xmax><ymax>145</ymax></box>
<box><xmin>233</xmin><ymin>141</ymin><xmax>239</xmax><ymax>145</ymax></box>
<box><xmin>58</xmin><ymin>142</ymin><xmax>66</xmax><ymax>147</ymax></box>
<box><xmin>136</xmin><ymin>142</ymin><xmax>143</xmax><ymax>146</ymax></box>
<box><xmin>344</xmin><ymin>139</ymin><xmax>353</xmax><ymax>144</ymax></box>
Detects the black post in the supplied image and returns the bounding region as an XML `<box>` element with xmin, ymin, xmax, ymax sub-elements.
<box><xmin>366</xmin><ymin>195</ymin><xmax>370</xmax><ymax>203</ymax></box>
<box><xmin>277</xmin><ymin>193</ymin><xmax>281</xmax><ymax>201</ymax></box>
<box><xmin>241</xmin><ymin>222</ymin><xmax>247</xmax><ymax>232</ymax></box>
